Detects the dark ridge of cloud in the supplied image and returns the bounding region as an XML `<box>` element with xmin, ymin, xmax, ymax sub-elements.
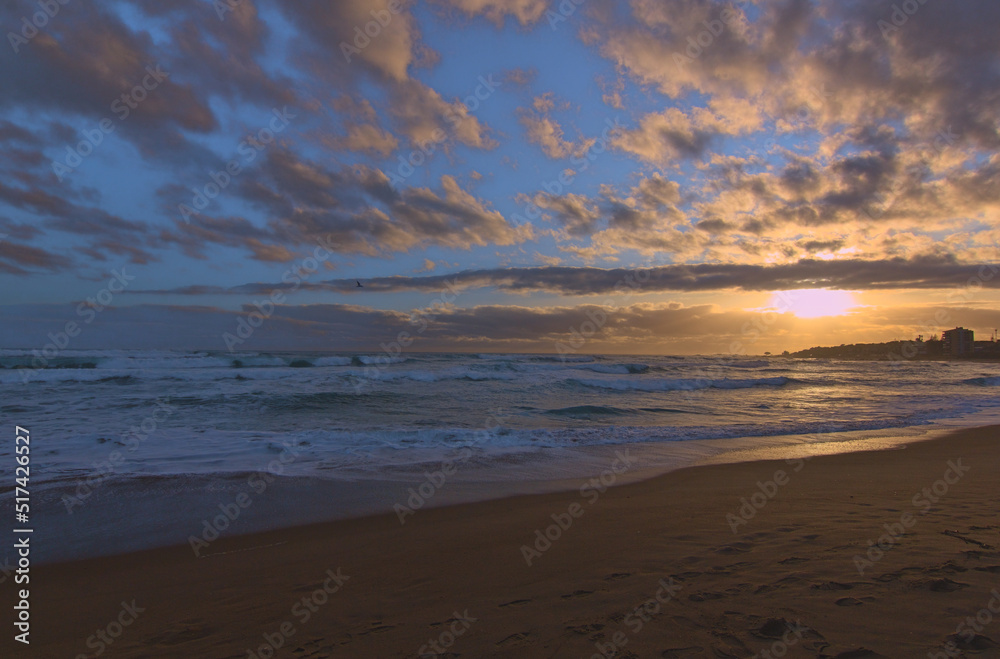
<box><xmin>0</xmin><ymin>218</ymin><xmax>41</xmax><ymax>242</ymax></box>
<box><xmin>800</xmin><ymin>239</ymin><xmax>845</xmax><ymax>253</ymax></box>
<box><xmin>125</xmin><ymin>257</ymin><xmax>1000</xmax><ymax>297</ymax></box>
<box><xmin>6</xmin><ymin>301</ymin><xmax>999</xmax><ymax>354</ymax></box>
<box><xmin>0</xmin><ymin>300</ymin><xmax>781</xmax><ymax>352</ymax></box>
<box><xmin>0</xmin><ymin>240</ymin><xmax>71</xmax><ymax>274</ymax></box>
<box><xmin>0</xmin><ymin>120</ymin><xmax>40</xmax><ymax>145</ymax></box>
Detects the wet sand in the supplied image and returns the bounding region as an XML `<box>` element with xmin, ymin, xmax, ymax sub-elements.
<box><xmin>12</xmin><ymin>425</ymin><xmax>1000</xmax><ymax>658</ymax></box>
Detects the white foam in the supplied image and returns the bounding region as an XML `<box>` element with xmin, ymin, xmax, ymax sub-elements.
<box><xmin>572</xmin><ymin>376</ymin><xmax>790</xmax><ymax>392</ymax></box>
<box><xmin>313</xmin><ymin>356</ymin><xmax>352</xmax><ymax>367</ymax></box>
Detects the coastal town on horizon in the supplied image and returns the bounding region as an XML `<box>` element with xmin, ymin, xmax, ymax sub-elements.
<box><xmin>785</xmin><ymin>326</ymin><xmax>1000</xmax><ymax>360</ymax></box>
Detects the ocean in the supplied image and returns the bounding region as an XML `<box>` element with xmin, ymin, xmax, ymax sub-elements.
<box><xmin>2</xmin><ymin>349</ymin><xmax>999</xmax><ymax>562</ymax></box>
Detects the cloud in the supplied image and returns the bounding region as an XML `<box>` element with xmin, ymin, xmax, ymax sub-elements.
<box><xmin>388</xmin><ymin>79</ymin><xmax>497</xmax><ymax>149</ymax></box>
<box><xmin>8</xmin><ymin>297</ymin><xmax>1000</xmax><ymax>354</ymax></box>
<box><xmin>1</xmin><ymin>0</ymin><xmax>999</xmax><ymax>322</ymax></box>
<box><xmin>432</xmin><ymin>0</ymin><xmax>549</xmax><ymax>26</ymax></box>
<box><xmin>0</xmin><ymin>240</ymin><xmax>69</xmax><ymax>274</ymax></box>
<box><xmin>517</xmin><ymin>93</ymin><xmax>590</xmax><ymax>159</ymax></box>
<box><xmin>160</xmin><ymin>153</ymin><xmax>531</xmax><ymax>258</ymax></box>
<box><xmin>335</xmin><ymin>123</ymin><xmax>400</xmax><ymax>157</ymax></box>
<box><xmin>611</xmin><ymin>103</ymin><xmax>762</xmax><ymax>165</ymax></box>
<box><xmin>0</xmin><ymin>300</ymin><xmax>789</xmax><ymax>353</ymax></box>
<box><xmin>502</xmin><ymin>67</ymin><xmax>538</xmax><ymax>87</ymax></box>
<box><xmin>127</xmin><ymin>257</ymin><xmax>1000</xmax><ymax>298</ymax></box>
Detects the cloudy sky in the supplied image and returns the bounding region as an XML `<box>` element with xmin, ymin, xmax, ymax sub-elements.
<box><xmin>1</xmin><ymin>0</ymin><xmax>999</xmax><ymax>354</ymax></box>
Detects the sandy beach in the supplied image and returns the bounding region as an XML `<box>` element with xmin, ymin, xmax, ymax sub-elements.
<box><xmin>12</xmin><ymin>425</ymin><xmax>1000</xmax><ymax>658</ymax></box>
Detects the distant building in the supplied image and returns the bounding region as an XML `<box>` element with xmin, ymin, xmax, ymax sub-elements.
<box><xmin>942</xmin><ymin>327</ymin><xmax>974</xmax><ymax>356</ymax></box>
<box><xmin>974</xmin><ymin>340</ymin><xmax>1000</xmax><ymax>356</ymax></box>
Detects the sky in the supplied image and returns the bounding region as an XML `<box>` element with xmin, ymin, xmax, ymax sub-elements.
<box><xmin>0</xmin><ymin>0</ymin><xmax>999</xmax><ymax>355</ymax></box>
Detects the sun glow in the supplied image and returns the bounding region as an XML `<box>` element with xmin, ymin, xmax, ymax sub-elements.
<box><xmin>769</xmin><ymin>289</ymin><xmax>859</xmax><ymax>319</ymax></box>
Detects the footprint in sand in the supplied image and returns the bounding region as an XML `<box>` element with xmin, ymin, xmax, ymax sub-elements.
<box><xmin>495</xmin><ymin>632</ymin><xmax>531</xmax><ymax>648</ymax></box>
<box><xmin>498</xmin><ymin>598</ymin><xmax>532</xmax><ymax>608</ymax></box>
<box><xmin>831</xmin><ymin>648</ymin><xmax>891</xmax><ymax>658</ymax></box>
<box><xmin>660</xmin><ymin>647</ymin><xmax>705</xmax><ymax>658</ymax></box>
<box><xmin>923</xmin><ymin>577</ymin><xmax>970</xmax><ymax>592</ymax></box>
<box><xmin>778</xmin><ymin>556</ymin><xmax>809</xmax><ymax>565</ymax></box>
<box><xmin>687</xmin><ymin>591</ymin><xmax>725</xmax><ymax>602</ymax></box>
<box><xmin>676</xmin><ymin>570</ymin><xmax>703</xmax><ymax>579</ymax></box>
<box><xmin>710</xmin><ymin>561</ymin><xmax>753</xmax><ymax>575</ymax></box>
<box><xmin>711</xmin><ymin>639</ymin><xmax>749</xmax><ymax>658</ymax></box>
<box><xmin>754</xmin><ymin>618</ymin><xmax>796</xmax><ymax>639</ymax></box>
<box><xmin>974</xmin><ymin>564</ymin><xmax>1000</xmax><ymax>573</ymax></box>
<box><xmin>604</xmin><ymin>572</ymin><xmax>632</xmax><ymax>581</ymax></box>
<box><xmin>566</xmin><ymin>622</ymin><xmax>605</xmax><ymax>635</ymax></box>
<box><xmin>714</xmin><ymin>541</ymin><xmax>753</xmax><ymax>554</ymax></box>
<box><xmin>945</xmin><ymin>632</ymin><xmax>999</xmax><ymax>652</ymax></box>
<box><xmin>146</xmin><ymin>620</ymin><xmax>212</xmax><ymax>646</ymax></box>
<box><xmin>292</xmin><ymin>639</ymin><xmax>337</xmax><ymax>658</ymax></box>
<box><xmin>357</xmin><ymin>622</ymin><xmax>396</xmax><ymax>636</ymax></box>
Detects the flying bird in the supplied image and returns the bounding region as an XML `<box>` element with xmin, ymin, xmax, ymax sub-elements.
<box><xmin>356</xmin><ymin>280</ymin><xmax>363</xmax><ymax>288</ymax></box>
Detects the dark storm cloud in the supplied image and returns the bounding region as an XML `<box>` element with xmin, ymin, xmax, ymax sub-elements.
<box><xmin>0</xmin><ymin>300</ymin><xmax>777</xmax><ymax>352</ymax></box>
<box><xmin>126</xmin><ymin>257</ymin><xmax>1000</xmax><ymax>298</ymax></box>
<box><xmin>0</xmin><ymin>240</ymin><xmax>70</xmax><ymax>274</ymax></box>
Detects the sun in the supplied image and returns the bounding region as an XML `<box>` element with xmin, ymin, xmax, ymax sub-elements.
<box><xmin>769</xmin><ymin>289</ymin><xmax>858</xmax><ymax>319</ymax></box>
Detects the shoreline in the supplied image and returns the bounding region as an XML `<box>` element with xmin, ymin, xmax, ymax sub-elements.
<box><xmin>14</xmin><ymin>424</ymin><xmax>1000</xmax><ymax>657</ymax></box>
<box><xmin>20</xmin><ymin>409</ymin><xmax>1000</xmax><ymax>565</ymax></box>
